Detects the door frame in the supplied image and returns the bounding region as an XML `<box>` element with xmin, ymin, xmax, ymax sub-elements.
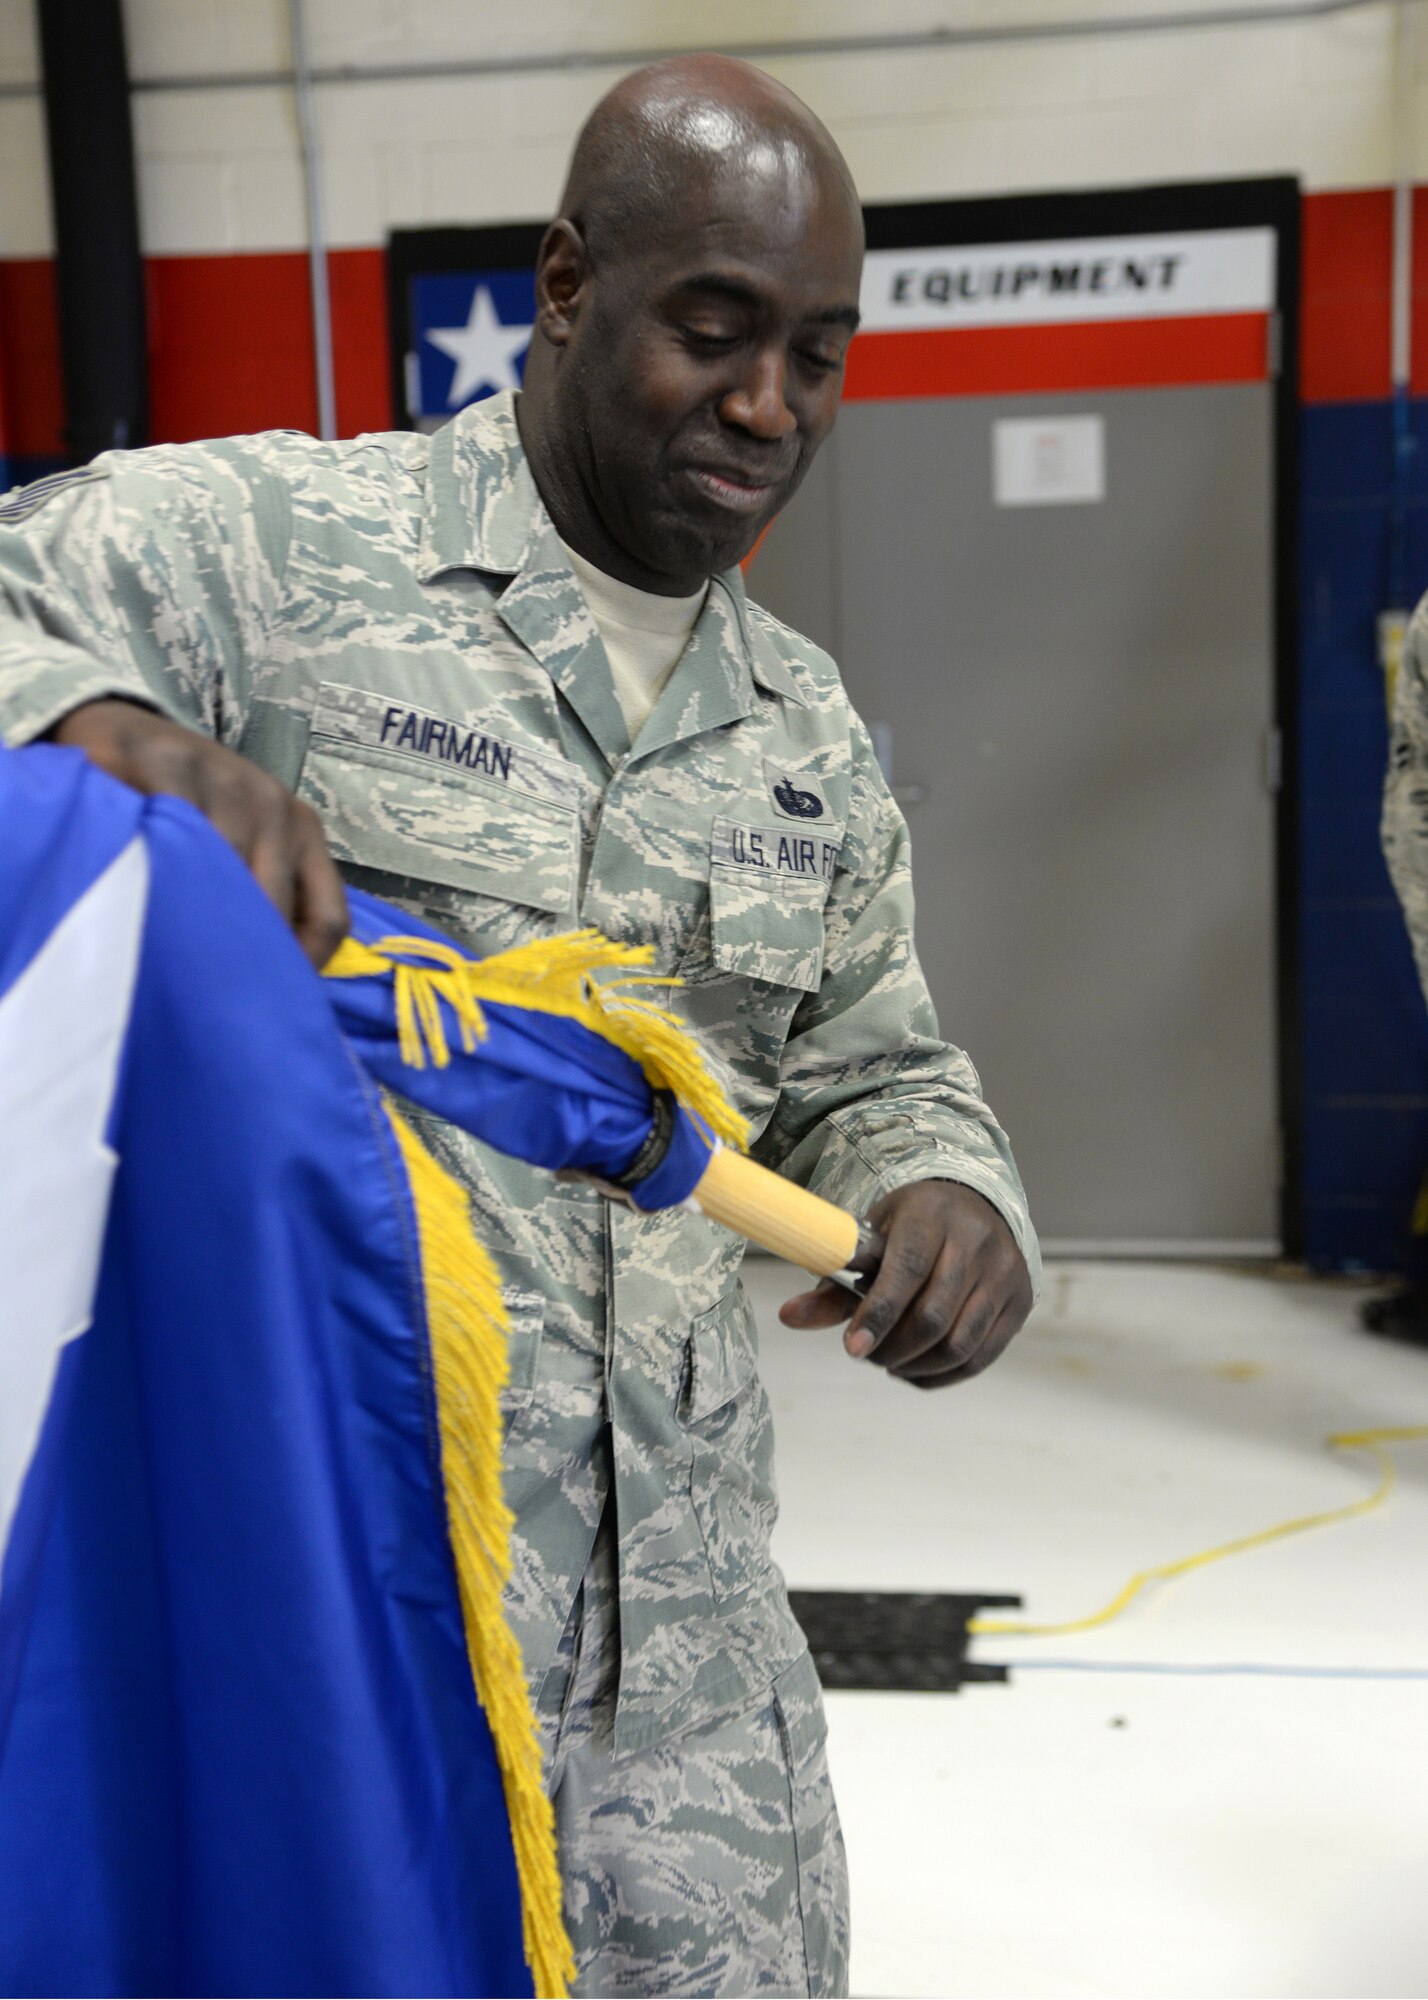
<box><xmin>848</xmin><ymin>178</ymin><xmax>1303</xmax><ymax>1256</ymax></box>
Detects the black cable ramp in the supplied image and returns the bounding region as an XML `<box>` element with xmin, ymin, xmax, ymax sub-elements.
<box><xmin>788</xmin><ymin>1590</ymin><xmax>1022</xmax><ymax>1692</ymax></box>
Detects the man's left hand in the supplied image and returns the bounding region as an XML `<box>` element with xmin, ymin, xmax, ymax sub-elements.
<box><xmin>778</xmin><ymin>1181</ymin><xmax>1033</xmax><ymax>1389</ymax></box>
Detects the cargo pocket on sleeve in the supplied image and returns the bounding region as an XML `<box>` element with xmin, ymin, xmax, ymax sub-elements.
<box><xmin>774</xmin><ymin>1650</ymin><xmax>851</xmax><ymax>2000</ymax></box>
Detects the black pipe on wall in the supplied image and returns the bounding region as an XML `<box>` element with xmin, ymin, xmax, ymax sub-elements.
<box><xmin>35</xmin><ymin>0</ymin><xmax>148</xmax><ymax>464</ymax></box>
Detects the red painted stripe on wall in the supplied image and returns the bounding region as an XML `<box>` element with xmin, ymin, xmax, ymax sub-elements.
<box><xmin>1</xmin><ymin>189</ymin><xmax>1425</xmax><ymax>466</ymax></box>
<box><xmin>0</xmin><ymin>259</ymin><xmax>63</xmax><ymax>458</ymax></box>
<box><xmin>148</xmin><ymin>249</ymin><xmax>390</xmax><ymax>444</ymax></box>
<box><xmin>0</xmin><ymin>249</ymin><xmax>389</xmax><ymax>463</ymax></box>
<box><xmin>1301</xmin><ymin>186</ymin><xmax>1428</xmax><ymax>401</ymax></box>
<box><xmin>1301</xmin><ymin>188</ymin><xmax>1393</xmax><ymax>402</ymax></box>
<box><xmin>842</xmin><ymin>311</ymin><xmax>1270</xmax><ymax>401</ymax></box>
<box><xmin>147</xmin><ymin>253</ymin><xmax>315</xmax><ymax>442</ymax></box>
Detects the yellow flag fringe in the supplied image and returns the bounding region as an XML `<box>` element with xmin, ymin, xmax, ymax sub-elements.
<box><xmin>383</xmin><ymin>1102</ymin><xmax>574</xmax><ymax>2000</ymax></box>
<box><xmin>326</xmin><ymin>928</ymin><xmax>748</xmax><ymax>1153</ymax></box>
<box><xmin>326</xmin><ymin>924</ymin><xmax>747</xmax><ymax>1991</ymax></box>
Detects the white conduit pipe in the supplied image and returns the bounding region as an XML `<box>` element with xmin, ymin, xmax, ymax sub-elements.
<box><xmin>1388</xmin><ymin>1</ymin><xmax>1419</xmax><ymax>619</ymax></box>
<box><xmin>1376</xmin><ymin>0</ymin><xmax>1418</xmax><ymax>685</ymax></box>
<box><xmin>287</xmin><ymin>0</ymin><xmax>336</xmax><ymax>444</ymax></box>
<box><xmin>1390</xmin><ymin>3</ymin><xmax>1416</xmax><ymax>406</ymax></box>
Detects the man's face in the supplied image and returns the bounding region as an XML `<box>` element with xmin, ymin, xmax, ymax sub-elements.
<box><xmin>541</xmin><ymin>153</ymin><xmax>864</xmax><ymax>588</ymax></box>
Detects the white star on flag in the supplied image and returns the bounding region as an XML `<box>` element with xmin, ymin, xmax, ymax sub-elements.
<box><xmin>426</xmin><ymin>286</ymin><xmax>533</xmax><ymax>407</ymax></box>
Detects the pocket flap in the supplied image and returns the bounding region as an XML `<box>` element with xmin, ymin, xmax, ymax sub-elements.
<box><xmin>500</xmin><ymin>1288</ymin><xmax>545</xmax><ymax>1406</ymax></box>
<box><xmin>710</xmin><ymin>866</ymin><xmax>827</xmax><ymax>992</ymax></box>
<box><xmin>773</xmin><ymin>1649</ymin><xmax>829</xmax><ymax>1772</ymax></box>
<box><xmin>683</xmin><ymin>1286</ymin><xmax>758</xmax><ymax>1425</ymax></box>
<box><xmin>298</xmin><ymin>682</ymin><xmax>584</xmax><ymax>916</ymax></box>
<box><xmin>706</xmin><ymin>816</ymin><xmax>837</xmax><ymax>993</ymax></box>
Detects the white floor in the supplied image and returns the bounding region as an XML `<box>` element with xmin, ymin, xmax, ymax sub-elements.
<box><xmin>743</xmin><ymin>1259</ymin><xmax>1428</xmax><ymax>2000</ymax></box>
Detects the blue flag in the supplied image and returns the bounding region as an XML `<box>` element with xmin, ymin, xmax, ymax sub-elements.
<box><xmin>324</xmin><ymin>891</ymin><xmax>732</xmax><ymax>1212</ymax></box>
<box><xmin>0</xmin><ymin>746</ymin><xmax>565</xmax><ymax>1998</ymax></box>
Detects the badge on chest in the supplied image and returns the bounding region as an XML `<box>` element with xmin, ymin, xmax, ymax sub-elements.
<box><xmin>763</xmin><ymin>759</ymin><xmax>833</xmax><ymax>825</ymax></box>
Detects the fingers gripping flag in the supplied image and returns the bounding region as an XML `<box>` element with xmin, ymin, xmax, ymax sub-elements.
<box><xmin>0</xmin><ymin>745</ymin><xmax>598</xmax><ymax>1999</ymax></box>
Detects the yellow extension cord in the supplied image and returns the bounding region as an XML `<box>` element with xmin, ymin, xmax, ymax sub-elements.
<box><xmin>969</xmin><ymin>1425</ymin><xmax>1428</xmax><ymax>1640</ymax></box>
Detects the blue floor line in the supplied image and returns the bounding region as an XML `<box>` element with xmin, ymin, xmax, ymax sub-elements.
<box><xmin>1005</xmin><ymin>1659</ymin><xmax>1428</xmax><ymax>1680</ymax></box>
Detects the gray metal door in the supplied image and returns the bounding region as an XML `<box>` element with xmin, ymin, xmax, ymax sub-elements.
<box><xmin>750</xmin><ymin>386</ymin><xmax>1278</xmax><ymax>1252</ymax></box>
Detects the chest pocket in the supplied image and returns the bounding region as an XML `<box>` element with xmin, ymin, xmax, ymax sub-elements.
<box><xmin>704</xmin><ymin>814</ymin><xmax>840</xmax><ymax>993</ymax></box>
<box><xmin>297</xmin><ymin>681</ymin><xmax>585</xmax><ymax>921</ymax></box>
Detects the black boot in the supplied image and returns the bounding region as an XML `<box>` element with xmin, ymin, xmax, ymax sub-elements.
<box><xmin>1361</xmin><ymin>1283</ymin><xmax>1428</xmax><ymax>1343</ymax></box>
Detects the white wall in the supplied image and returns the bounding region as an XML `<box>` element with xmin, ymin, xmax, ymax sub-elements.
<box><xmin>1</xmin><ymin>0</ymin><xmax>1425</xmax><ymax>258</ymax></box>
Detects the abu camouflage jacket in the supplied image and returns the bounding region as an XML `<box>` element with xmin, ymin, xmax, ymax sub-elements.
<box><xmin>0</xmin><ymin>392</ymin><xmax>1038</xmax><ymax>1753</ymax></box>
<box><xmin>1385</xmin><ymin>592</ymin><xmax>1428</xmax><ymax>1010</ymax></box>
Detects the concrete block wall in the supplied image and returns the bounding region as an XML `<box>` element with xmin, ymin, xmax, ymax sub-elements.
<box><xmin>2</xmin><ymin>1</ymin><xmax>1427</xmax><ymax>260</ymax></box>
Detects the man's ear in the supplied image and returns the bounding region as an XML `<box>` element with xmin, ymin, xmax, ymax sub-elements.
<box><xmin>533</xmin><ymin>220</ymin><xmax>589</xmax><ymax>347</ymax></box>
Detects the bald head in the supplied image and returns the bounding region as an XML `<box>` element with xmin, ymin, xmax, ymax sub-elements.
<box><xmin>559</xmin><ymin>54</ymin><xmax>861</xmax><ymax>268</ymax></box>
<box><xmin>517</xmin><ymin>54</ymin><xmax>863</xmax><ymax>595</ymax></box>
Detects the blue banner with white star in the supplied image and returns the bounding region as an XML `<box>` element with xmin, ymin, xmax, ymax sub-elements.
<box><xmin>410</xmin><ymin>268</ymin><xmax>535</xmax><ymax>419</ymax></box>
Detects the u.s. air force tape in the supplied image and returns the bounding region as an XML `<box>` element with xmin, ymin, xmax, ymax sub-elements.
<box><xmin>711</xmin><ymin>816</ymin><xmax>841</xmax><ymax>882</ymax></box>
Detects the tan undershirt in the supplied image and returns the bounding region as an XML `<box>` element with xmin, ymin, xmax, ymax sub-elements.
<box><xmin>561</xmin><ymin>537</ymin><xmax>708</xmax><ymax>744</ymax></box>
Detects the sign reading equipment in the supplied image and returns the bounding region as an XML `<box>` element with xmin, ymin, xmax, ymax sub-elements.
<box><xmin>860</xmin><ymin>227</ymin><xmax>1274</xmax><ymax>333</ymax></box>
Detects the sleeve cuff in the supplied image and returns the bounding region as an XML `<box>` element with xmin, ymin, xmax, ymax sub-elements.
<box><xmin>0</xmin><ymin>673</ymin><xmax>165</xmax><ymax>750</ymax></box>
<box><xmin>805</xmin><ymin>1117</ymin><xmax>1043</xmax><ymax>1299</ymax></box>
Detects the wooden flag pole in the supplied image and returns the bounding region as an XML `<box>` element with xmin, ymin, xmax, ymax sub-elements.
<box><xmin>692</xmin><ymin>1147</ymin><xmax>882</xmax><ymax>1289</ymax></box>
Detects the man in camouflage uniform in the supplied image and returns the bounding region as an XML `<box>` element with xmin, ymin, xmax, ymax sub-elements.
<box><xmin>0</xmin><ymin>56</ymin><xmax>1038</xmax><ymax>1998</ymax></box>
<box><xmin>1384</xmin><ymin>593</ymin><xmax>1428</xmax><ymax>994</ymax></box>
<box><xmin>1375</xmin><ymin>589</ymin><xmax>1428</xmax><ymax>1339</ymax></box>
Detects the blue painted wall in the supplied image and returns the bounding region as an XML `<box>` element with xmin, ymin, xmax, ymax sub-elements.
<box><xmin>0</xmin><ymin>455</ymin><xmax>63</xmax><ymax>494</ymax></box>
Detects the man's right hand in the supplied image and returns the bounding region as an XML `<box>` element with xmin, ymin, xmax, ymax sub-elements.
<box><xmin>49</xmin><ymin>698</ymin><xmax>349</xmax><ymax>969</ymax></box>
